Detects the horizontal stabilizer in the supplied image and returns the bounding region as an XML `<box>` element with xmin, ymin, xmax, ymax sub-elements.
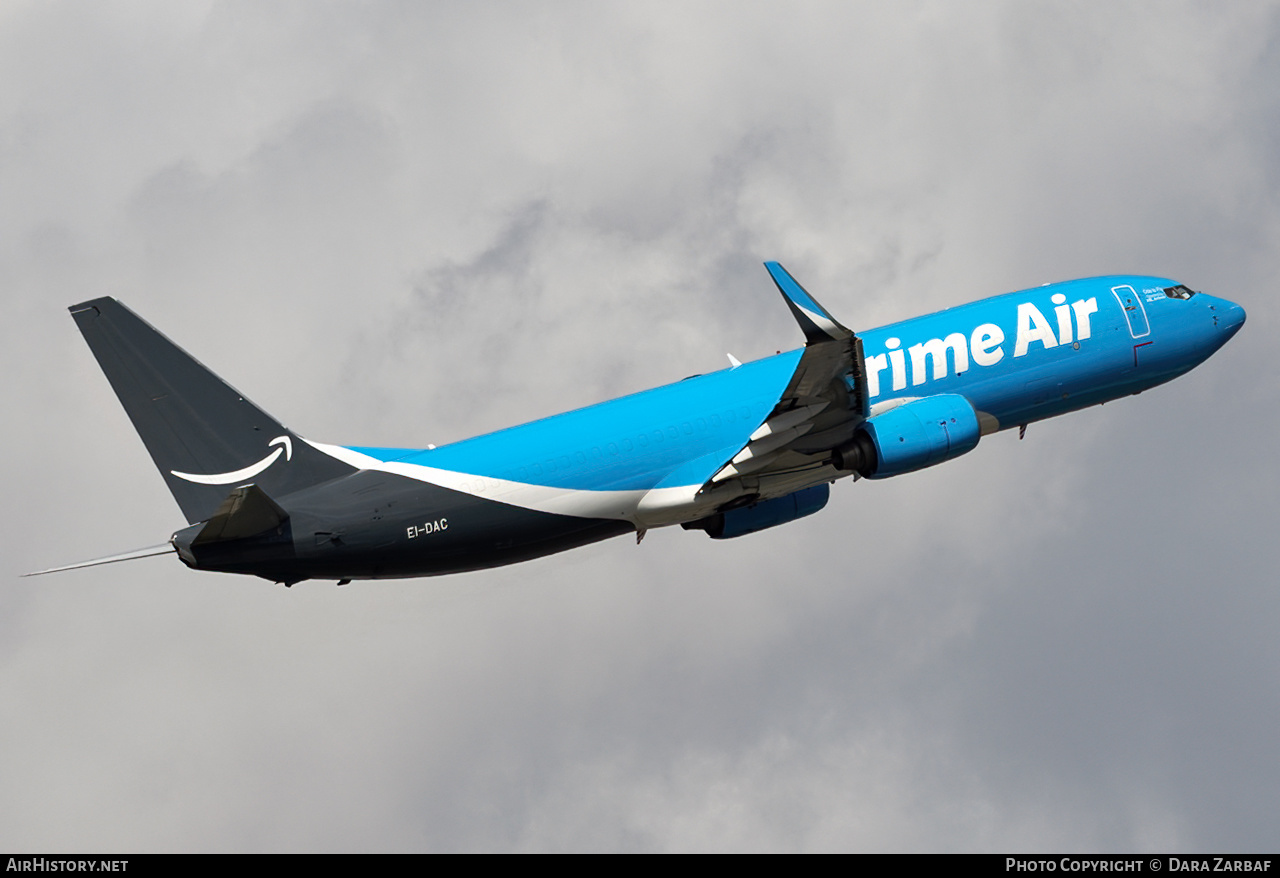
<box><xmin>192</xmin><ymin>484</ymin><xmax>289</xmax><ymax>545</ymax></box>
<box><xmin>23</xmin><ymin>544</ymin><xmax>175</xmax><ymax>577</ymax></box>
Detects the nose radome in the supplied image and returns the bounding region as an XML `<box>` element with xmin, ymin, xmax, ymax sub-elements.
<box><xmin>1223</xmin><ymin>300</ymin><xmax>1247</xmax><ymax>334</ymax></box>
<box><xmin>1210</xmin><ymin>297</ymin><xmax>1247</xmax><ymax>341</ymax></box>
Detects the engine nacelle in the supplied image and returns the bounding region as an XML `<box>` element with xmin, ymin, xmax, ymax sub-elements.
<box><xmin>836</xmin><ymin>394</ymin><xmax>981</xmax><ymax>479</ymax></box>
<box><xmin>682</xmin><ymin>484</ymin><xmax>830</xmax><ymax>540</ymax></box>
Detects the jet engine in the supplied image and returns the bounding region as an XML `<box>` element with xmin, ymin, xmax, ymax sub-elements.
<box><xmin>682</xmin><ymin>484</ymin><xmax>830</xmax><ymax>539</ymax></box>
<box><xmin>835</xmin><ymin>394</ymin><xmax>981</xmax><ymax>479</ymax></box>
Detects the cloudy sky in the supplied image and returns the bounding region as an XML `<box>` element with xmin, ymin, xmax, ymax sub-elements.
<box><xmin>3</xmin><ymin>1</ymin><xmax>1277</xmax><ymax>852</ymax></box>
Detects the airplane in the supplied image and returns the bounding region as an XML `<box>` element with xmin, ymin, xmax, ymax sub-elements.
<box><xmin>28</xmin><ymin>262</ymin><xmax>1245</xmax><ymax>585</ymax></box>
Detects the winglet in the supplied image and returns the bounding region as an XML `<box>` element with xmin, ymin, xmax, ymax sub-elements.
<box><xmin>764</xmin><ymin>262</ymin><xmax>852</xmax><ymax>344</ymax></box>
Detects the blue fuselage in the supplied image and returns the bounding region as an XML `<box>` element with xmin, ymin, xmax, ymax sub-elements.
<box><xmin>860</xmin><ymin>275</ymin><xmax>1242</xmax><ymax>425</ymax></box>
<box><xmin>350</xmin><ymin>275</ymin><xmax>1241</xmax><ymax>494</ymax></box>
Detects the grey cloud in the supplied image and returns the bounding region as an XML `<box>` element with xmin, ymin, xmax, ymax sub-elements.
<box><xmin>2</xmin><ymin>0</ymin><xmax>1277</xmax><ymax>852</ymax></box>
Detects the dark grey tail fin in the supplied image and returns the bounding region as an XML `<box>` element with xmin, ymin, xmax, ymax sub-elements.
<box><xmin>70</xmin><ymin>298</ymin><xmax>356</xmax><ymax>524</ymax></box>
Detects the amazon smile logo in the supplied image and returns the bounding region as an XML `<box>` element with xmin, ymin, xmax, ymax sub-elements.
<box><xmin>171</xmin><ymin>436</ymin><xmax>292</xmax><ymax>485</ymax></box>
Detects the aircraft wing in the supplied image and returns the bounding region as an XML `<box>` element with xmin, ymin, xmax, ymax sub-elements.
<box><xmin>707</xmin><ymin>262</ymin><xmax>868</xmax><ymax>495</ymax></box>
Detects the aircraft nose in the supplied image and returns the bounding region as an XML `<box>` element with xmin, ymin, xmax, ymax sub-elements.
<box><xmin>1223</xmin><ymin>299</ymin><xmax>1244</xmax><ymax>332</ymax></box>
<box><xmin>1190</xmin><ymin>295</ymin><xmax>1245</xmax><ymax>360</ymax></box>
<box><xmin>1219</xmin><ymin>299</ymin><xmax>1247</xmax><ymax>337</ymax></box>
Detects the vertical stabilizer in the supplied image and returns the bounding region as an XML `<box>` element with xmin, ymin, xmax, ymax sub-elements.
<box><xmin>70</xmin><ymin>298</ymin><xmax>356</xmax><ymax>524</ymax></box>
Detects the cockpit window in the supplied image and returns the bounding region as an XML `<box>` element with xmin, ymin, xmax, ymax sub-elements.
<box><xmin>1164</xmin><ymin>285</ymin><xmax>1196</xmax><ymax>299</ymax></box>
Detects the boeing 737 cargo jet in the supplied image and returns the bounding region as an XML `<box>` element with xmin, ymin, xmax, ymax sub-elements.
<box><xmin>29</xmin><ymin>263</ymin><xmax>1245</xmax><ymax>585</ymax></box>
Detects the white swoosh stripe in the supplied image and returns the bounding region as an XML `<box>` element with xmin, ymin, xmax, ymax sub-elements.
<box><xmin>305</xmin><ymin>440</ymin><xmax>699</xmax><ymax>524</ymax></box>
